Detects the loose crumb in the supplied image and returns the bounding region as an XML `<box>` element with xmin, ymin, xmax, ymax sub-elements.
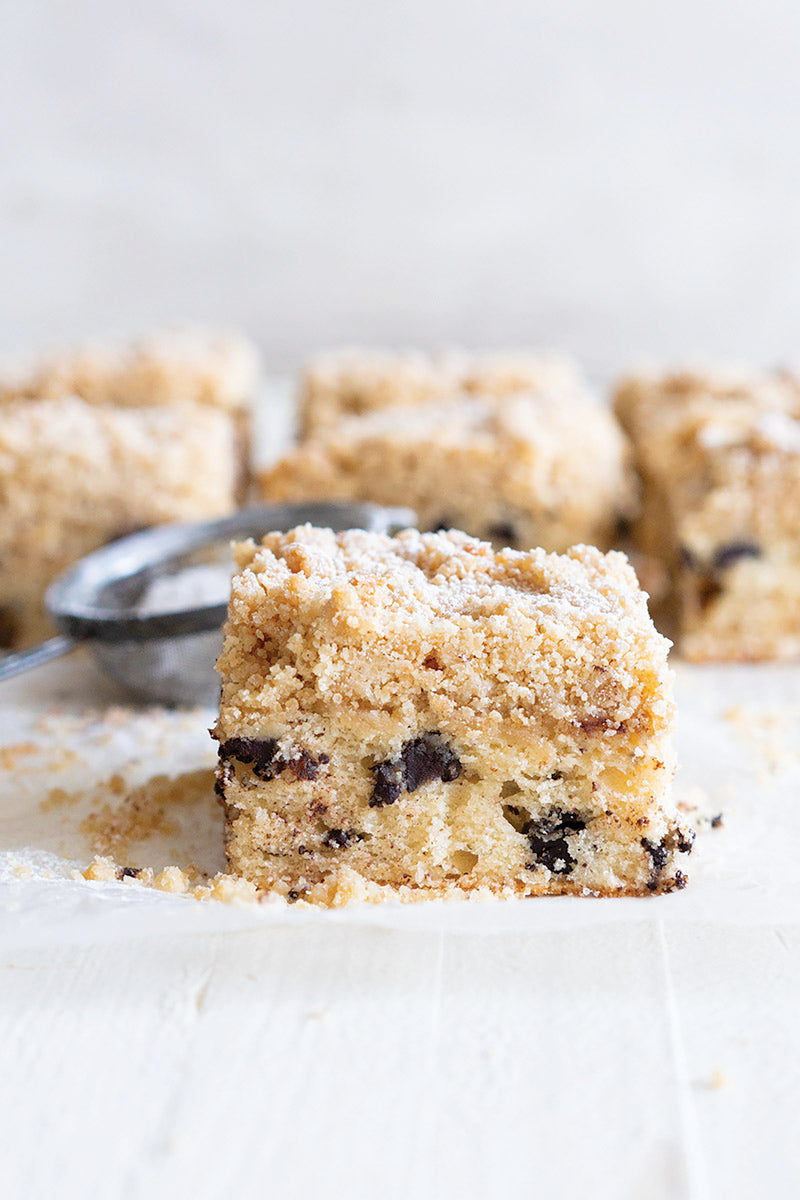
<box><xmin>76</xmin><ymin>768</ymin><xmax>214</xmax><ymax>857</ymax></box>
<box><xmin>39</xmin><ymin>786</ymin><xmax>80</xmax><ymax>811</ymax></box>
<box><xmin>0</xmin><ymin>742</ymin><xmax>39</xmax><ymax>769</ymax></box>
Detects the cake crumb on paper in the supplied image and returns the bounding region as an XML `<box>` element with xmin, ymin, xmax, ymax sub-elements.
<box><xmin>0</xmin><ymin>742</ymin><xmax>39</xmax><ymax>769</ymax></box>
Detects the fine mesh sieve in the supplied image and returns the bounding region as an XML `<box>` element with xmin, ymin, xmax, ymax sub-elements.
<box><xmin>0</xmin><ymin>502</ymin><xmax>415</xmax><ymax>705</ymax></box>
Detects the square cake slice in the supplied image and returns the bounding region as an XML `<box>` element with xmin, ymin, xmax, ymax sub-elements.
<box><xmin>0</xmin><ymin>398</ymin><xmax>242</xmax><ymax>647</ymax></box>
<box><xmin>259</xmin><ymin>392</ymin><xmax>635</xmax><ymax>555</ymax></box>
<box><xmin>0</xmin><ymin>327</ymin><xmax>261</xmax><ymax>649</ymax></box>
<box><xmin>0</xmin><ymin>326</ymin><xmax>260</xmax><ymax>415</ymax></box>
<box><xmin>214</xmin><ymin>526</ymin><xmax>693</xmax><ymax>903</ymax></box>
<box><xmin>298</xmin><ymin>347</ymin><xmax>583</xmax><ymax>437</ymax></box>
<box><xmin>615</xmin><ymin>368</ymin><xmax>800</xmax><ymax>661</ymax></box>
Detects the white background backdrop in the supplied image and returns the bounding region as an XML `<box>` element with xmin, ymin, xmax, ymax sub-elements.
<box><xmin>3</xmin><ymin>1</ymin><xmax>800</xmax><ymax>372</ymax></box>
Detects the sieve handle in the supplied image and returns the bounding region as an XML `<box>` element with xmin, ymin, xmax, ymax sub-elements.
<box><xmin>0</xmin><ymin>635</ymin><xmax>77</xmax><ymax>682</ymax></box>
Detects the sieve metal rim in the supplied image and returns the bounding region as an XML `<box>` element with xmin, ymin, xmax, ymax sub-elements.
<box><xmin>44</xmin><ymin>502</ymin><xmax>416</xmax><ymax>643</ymax></box>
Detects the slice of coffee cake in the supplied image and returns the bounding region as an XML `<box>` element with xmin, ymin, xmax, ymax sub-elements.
<box><xmin>615</xmin><ymin>368</ymin><xmax>800</xmax><ymax>661</ymax></box>
<box><xmin>0</xmin><ymin>398</ymin><xmax>241</xmax><ymax>647</ymax></box>
<box><xmin>214</xmin><ymin>526</ymin><xmax>692</xmax><ymax>903</ymax></box>
<box><xmin>0</xmin><ymin>326</ymin><xmax>260</xmax><ymax>415</ymax></box>
<box><xmin>259</xmin><ymin>392</ymin><xmax>635</xmax><ymax>555</ymax></box>
<box><xmin>0</xmin><ymin>327</ymin><xmax>260</xmax><ymax>648</ymax></box>
<box><xmin>298</xmin><ymin>347</ymin><xmax>583</xmax><ymax>437</ymax></box>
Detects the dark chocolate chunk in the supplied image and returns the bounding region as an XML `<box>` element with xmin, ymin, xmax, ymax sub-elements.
<box><xmin>697</xmin><ymin>577</ymin><xmax>723</xmax><ymax>610</ymax></box>
<box><xmin>642</xmin><ymin>827</ymin><xmax>694</xmax><ymax>891</ymax></box>
<box><xmin>219</xmin><ymin>736</ymin><xmax>280</xmax><ymax>780</ymax></box>
<box><xmin>370</xmin><ymin>760</ymin><xmax>405</xmax><ymax>808</ymax></box>
<box><xmin>369</xmin><ymin>732</ymin><xmax>462</xmax><ymax>807</ymax></box>
<box><xmin>524</xmin><ymin>810</ymin><xmax>586</xmax><ymax>875</ymax></box>
<box><xmin>219</xmin><ymin>738</ymin><xmax>328</xmax><ymax>783</ymax></box>
<box><xmin>711</xmin><ymin>813</ymin><xmax>724</xmax><ymax>829</ymax></box>
<box><xmin>118</xmin><ymin>866</ymin><xmax>141</xmax><ymax>879</ymax></box>
<box><xmin>614</xmin><ymin>514</ymin><xmax>633</xmax><ymax>541</ymax></box>
<box><xmin>432</xmin><ymin>516</ymin><xmax>454</xmax><ymax>533</ymax></box>
<box><xmin>214</xmin><ymin>759</ymin><xmax>234</xmax><ymax>800</ymax></box>
<box><xmin>487</xmin><ymin>521</ymin><xmax>517</xmax><ymax>546</ymax></box>
<box><xmin>642</xmin><ymin>836</ymin><xmax>669</xmax><ymax>890</ymax></box>
<box><xmin>322</xmin><ymin>828</ymin><xmax>362</xmax><ymax>849</ymax></box>
<box><xmin>681</xmin><ymin>542</ymin><xmax>761</xmax><ymax>612</ymax></box>
<box><xmin>402</xmin><ymin>734</ymin><xmax>461</xmax><ymax>792</ymax></box>
<box><xmin>287</xmin><ymin>890</ymin><xmax>300</xmax><ymax>903</ymax></box>
<box><xmin>712</xmin><ymin>541</ymin><xmax>761</xmax><ymax>571</ymax></box>
<box><xmin>674</xmin><ymin>829</ymin><xmax>696</xmax><ymax>854</ymax></box>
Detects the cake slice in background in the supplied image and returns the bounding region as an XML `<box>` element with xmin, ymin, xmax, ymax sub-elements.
<box><xmin>261</xmin><ymin>390</ymin><xmax>635</xmax><ymax>555</ymax></box>
<box><xmin>615</xmin><ymin>367</ymin><xmax>800</xmax><ymax>661</ymax></box>
<box><xmin>0</xmin><ymin>327</ymin><xmax>260</xmax><ymax>649</ymax></box>
<box><xmin>298</xmin><ymin>346</ymin><xmax>583</xmax><ymax>438</ymax></box>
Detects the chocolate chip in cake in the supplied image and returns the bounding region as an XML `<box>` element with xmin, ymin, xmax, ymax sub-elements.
<box><xmin>219</xmin><ymin>738</ymin><xmax>328</xmax><ymax>783</ymax></box>
<box><xmin>370</xmin><ymin>760</ymin><xmax>405</xmax><ymax>808</ymax></box>
<box><xmin>641</xmin><ymin>836</ymin><xmax>669</xmax><ymax>890</ymax></box>
<box><xmin>214</xmin><ymin>759</ymin><xmax>234</xmax><ymax>799</ymax></box>
<box><xmin>697</xmin><ymin>576</ymin><xmax>723</xmax><ymax>610</ymax></box>
<box><xmin>681</xmin><ymin>548</ymin><xmax>724</xmax><ymax>609</ymax></box>
<box><xmin>369</xmin><ymin>732</ymin><xmax>462</xmax><ymax>807</ymax></box>
<box><xmin>524</xmin><ymin>810</ymin><xmax>586</xmax><ymax>875</ymax></box>
<box><xmin>614</xmin><ymin>514</ymin><xmax>633</xmax><ymax>541</ymax></box>
<box><xmin>402</xmin><ymin>734</ymin><xmax>461</xmax><ymax>792</ymax></box>
<box><xmin>682</xmin><ymin>542</ymin><xmax>761</xmax><ymax>612</ymax></box>
<box><xmin>322</xmin><ymin>828</ymin><xmax>362</xmax><ymax>849</ymax></box>
<box><xmin>487</xmin><ymin>521</ymin><xmax>518</xmax><ymax>546</ymax></box>
<box><xmin>675</xmin><ymin>829</ymin><xmax>696</xmax><ymax>854</ymax></box>
<box><xmin>642</xmin><ymin>826</ymin><xmax>694</xmax><ymax>890</ymax></box>
<box><xmin>219</xmin><ymin>736</ymin><xmax>280</xmax><ymax>779</ymax></box>
<box><xmin>118</xmin><ymin>866</ymin><xmax>141</xmax><ymax>879</ymax></box>
<box><xmin>712</xmin><ymin>541</ymin><xmax>761</xmax><ymax>571</ymax></box>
